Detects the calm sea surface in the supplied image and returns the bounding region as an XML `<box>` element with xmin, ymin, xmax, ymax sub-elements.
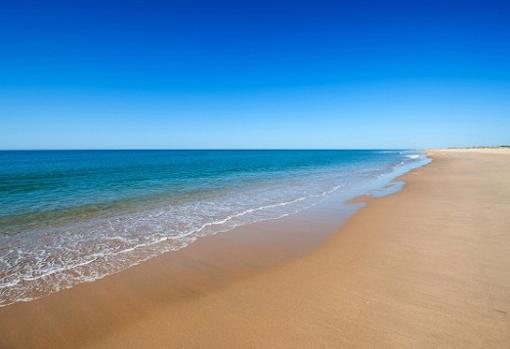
<box><xmin>0</xmin><ymin>150</ymin><xmax>429</xmax><ymax>306</ymax></box>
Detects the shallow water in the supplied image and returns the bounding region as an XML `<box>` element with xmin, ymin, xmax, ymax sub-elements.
<box><xmin>0</xmin><ymin>150</ymin><xmax>429</xmax><ymax>306</ymax></box>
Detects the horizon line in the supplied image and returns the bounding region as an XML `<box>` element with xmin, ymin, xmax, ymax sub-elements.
<box><xmin>0</xmin><ymin>148</ymin><xmax>419</xmax><ymax>151</ymax></box>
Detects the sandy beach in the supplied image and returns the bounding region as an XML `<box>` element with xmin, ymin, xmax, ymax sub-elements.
<box><xmin>1</xmin><ymin>148</ymin><xmax>509</xmax><ymax>348</ymax></box>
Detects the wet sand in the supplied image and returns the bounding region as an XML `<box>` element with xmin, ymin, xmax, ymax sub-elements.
<box><xmin>1</xmin><ymin>149</ymin><xmax>509</xmax><ymax>348</ymax></box>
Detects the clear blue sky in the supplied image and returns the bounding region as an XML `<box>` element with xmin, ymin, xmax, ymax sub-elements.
<box><xmin>1</xmin><ymin>0</ymin><xmax>509</xmax><ymax>149</ymax></box>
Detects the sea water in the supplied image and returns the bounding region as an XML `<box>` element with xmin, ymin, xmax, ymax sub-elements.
<box><xmin>0</xmin><ymin>150</ymin><xmax>429</xmax><ymax>306</ymax></box>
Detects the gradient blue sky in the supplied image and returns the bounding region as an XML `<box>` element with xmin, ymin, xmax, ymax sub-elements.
<box><xmin>1</xmin><ymin>0</ymin><xmax>509</xmax><ymax>149</ymax></box>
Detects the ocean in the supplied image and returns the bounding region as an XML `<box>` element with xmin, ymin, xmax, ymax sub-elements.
<box><xmin>0</xmin><ymin>150</ymin><xmax>429</xmax><ymax>306</ymax></box>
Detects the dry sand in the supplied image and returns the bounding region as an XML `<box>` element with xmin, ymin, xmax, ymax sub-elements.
<box><xmin>1</xmin><ymin>149</ymin><xmax>509</xmax><ymax>348</ymax></box>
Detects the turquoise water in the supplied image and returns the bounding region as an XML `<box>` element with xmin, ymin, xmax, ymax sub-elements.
<box><xmin>0</xmin><ymin>150</ymin><xmax>429</xmax><ymax>306</ymax></box>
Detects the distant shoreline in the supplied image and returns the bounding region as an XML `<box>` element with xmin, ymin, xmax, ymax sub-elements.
<box><xmin>445</xmin><ymin>145</ymin><xmax>510</xmax><ymax>149</ymax></box>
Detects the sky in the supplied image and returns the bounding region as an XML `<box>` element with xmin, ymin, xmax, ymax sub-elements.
<box><xmin>1</xmin><ymin>0</ymin><xmax>509</xmax><ymax>149</ymax></box>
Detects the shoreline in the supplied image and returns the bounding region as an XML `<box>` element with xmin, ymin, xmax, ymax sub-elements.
<box><xmin>1</xmin><ymin>149</ymin><xmax>509</xmax><ymax>348</ymax></box>
<box><xmin>0</xmin><ymin>152</ymin><xmax>428</xmax><ymax>309</ymax></box>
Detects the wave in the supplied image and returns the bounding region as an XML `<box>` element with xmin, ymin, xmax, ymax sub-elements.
<box><xmin>0</xmin><ymin>181</ymin><xmax>345</xmax><ymax>307</ymax></box>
